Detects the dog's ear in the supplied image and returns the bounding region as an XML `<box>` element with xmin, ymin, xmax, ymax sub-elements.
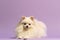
<box><xmin>18</xmin><ymin>16</ymin><xmax>25</xmax><ymax>24</ymax></box>
<box><xmin>30</xmin><ymin>16</ymin><xmax>34</xmax><ymax>20</ymax></box>
<box><xmin>21</xmin><ymin>16</ymin><xmax>25</xmax><ymax>20</ymax></box>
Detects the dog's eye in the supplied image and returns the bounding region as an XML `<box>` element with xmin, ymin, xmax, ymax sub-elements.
<box><xmin>24</xmin><ymin>23</ymin><xmax>26</xmax><ymax>25</ymax></box>
<box><xmin>29</xmin><ymin>23</ymin><xmax>31</xmax><ymax>25</ymax></box>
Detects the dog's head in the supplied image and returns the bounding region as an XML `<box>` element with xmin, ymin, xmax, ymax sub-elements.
<box><xmin>20</xmin><ymin>16</ymin><xmax>35</xmax><ymax>30</ymax></box>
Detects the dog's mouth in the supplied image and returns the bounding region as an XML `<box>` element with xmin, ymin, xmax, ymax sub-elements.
<box><xmin>23</xmin><ymin>26</ymin><xmax>30</xmax><ymax>31</ymax></box>
<box><xmin>23</xmin><ymin>28</ymin><xmax>28</xmax><ymax>31</ymax></box>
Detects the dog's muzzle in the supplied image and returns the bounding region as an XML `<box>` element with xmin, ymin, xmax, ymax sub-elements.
<box><xmin>26</xmin><ymin>26</ymin><xmax>28</xmax><ymax>28</ymax></box>
<box><xmin>23</xmin><ymin>26</ymin><xmax>29</xmax><ymax>31</ymax></box>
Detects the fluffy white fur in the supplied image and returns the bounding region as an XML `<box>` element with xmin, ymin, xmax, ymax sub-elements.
<box><xmin>15</xmin><ymin>16</ymin><xmax>47</xmax><ymax>39</ymax></box>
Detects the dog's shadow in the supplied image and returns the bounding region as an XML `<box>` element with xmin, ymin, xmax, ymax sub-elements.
<box><xmin>10</xmin><ymin>37</ymin><xmax>27</xmax><ymax>40</ymax></box>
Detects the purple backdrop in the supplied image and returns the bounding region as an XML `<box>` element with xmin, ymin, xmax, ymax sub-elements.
<box><xmin>0</xmin><ymin>0</ymin><xmax>60</xmax><ymax>39</ymax></box>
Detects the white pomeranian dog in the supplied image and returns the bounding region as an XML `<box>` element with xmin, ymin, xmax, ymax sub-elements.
<box><xmin>15</xmin><ymin>16</ymin><xmax>47</xmax><ymax>40</ymax></box>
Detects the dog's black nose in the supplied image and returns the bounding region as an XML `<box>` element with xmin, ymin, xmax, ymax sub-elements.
<box><xmin>26</xmin><ymin>26</ymin><xmax>28</xmax><ymax>28</ymax></box>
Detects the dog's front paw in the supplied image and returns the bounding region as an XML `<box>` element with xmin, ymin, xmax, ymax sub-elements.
<box><xmin>24</xmin><ymin>38</ymin><xmax>27</xmax><ymax>40</ymax></box>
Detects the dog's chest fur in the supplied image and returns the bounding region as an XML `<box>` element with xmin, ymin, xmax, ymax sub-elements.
<box><xmin>17</xmin><ymin>28</ymin><xmax>38</xmax><ymax>38</ymax></box>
